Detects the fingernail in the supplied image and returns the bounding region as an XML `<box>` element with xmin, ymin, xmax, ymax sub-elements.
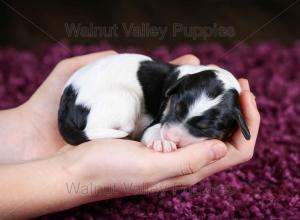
<box><xmin>210</xmin><ymin>143</ymin><xmax>227</xmax><ymax>160</ymax></box>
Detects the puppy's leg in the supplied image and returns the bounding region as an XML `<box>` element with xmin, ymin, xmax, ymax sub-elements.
<box><xmin>85</xmin><ymin>128</ymin><xmax>129</xmax><ymax>140</ymax></box>
<box><xmin>84</xmin><ymin>86</ymin><xmax>140</xmax><ymax>141</ymax></box>
<box><xmin>141</xmin><ymin>123</ymin><xmax>177</xmax><ymax>152</ymax></box>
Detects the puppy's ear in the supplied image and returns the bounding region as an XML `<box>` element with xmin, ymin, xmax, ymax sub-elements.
<box><xmin>165</xmin><ymin>75</ymin><xmax>189</xmax><ymax>98</ymax></box>
<box><xmin>233</xmin><ymin>107</ymin><xmax>251</xmax><ymax>140</ymax></box>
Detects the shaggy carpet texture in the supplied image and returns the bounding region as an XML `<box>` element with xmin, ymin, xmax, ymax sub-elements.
<box><xmin>0</xmin><ymin>42</ymin><xmax>299</xmax><ymax>219</ymax></box>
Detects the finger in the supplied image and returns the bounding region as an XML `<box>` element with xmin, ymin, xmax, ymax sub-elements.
<box><xmin>232</xmin><ymin>90</ymin><xmax>260</xmax><ymax>149</ymax></box>
<box><xmin>207</xmin><ymin>64</ymin><xmax>219</xmax><ymax>68</ymax></box>
<box><xmin>57</xmin><ymin>50</ymin><xmax>117</xmax><ymax>73</ymax></box>
<box><xmin>192</xmin><ymin>142</ymin><xmax>252</xmax><ymax>184</ymax></box>
<box><xmin>239</xmin><ymin>78</ymin><xmax>250</xmax><ymax>91</ymax></box>
<box><xmin>239</xmin><ymin>78</ymin><xmax>256</xmax><ymax>105</ymax></box>
<box><xmin>148</xmin><ymin>140</ymin><xmax>227</xmax><ymax>181</ymax></box>
<box><xmin>169</xmin><ymin>54</ymin><xmax>200</xmax><ymax>65</ymax></box>
<box><xmin>157</xmin><ymin>146</ymin><xmax>239</xmax><ymax>190</ymax></box>
<box><xmin>71</xmin><ymin>50</ymin><xmax>117</xmax><ymax>68</ymax></box>
<box><xmin>148</xmin><ymin>145</ymin><xmax>237</xmax><ymax>191</ymax></box>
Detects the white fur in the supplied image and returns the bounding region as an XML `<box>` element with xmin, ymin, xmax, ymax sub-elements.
<box><xmin>177</xmin><ymin>65</ymin><xmax>213</xmax><ymax>77</ymax></box>
<box><xmin>187</xmin><ymin>92</ymin><xmax>223</xmax><ymax>119</ymax></box>
<box><xmin>65</xmin><ymin>53</ymin><xmax>152</xmax><ymax>139</ymax></box>
<box><xmin>141</xmin><ymin>123</ymin><xmax>162</xmax><ymax>144</ymax></box>
<box><xmin>215</xmin><ymin>68</ymin><xmax>241</xmax><ymax>93</ymax></box>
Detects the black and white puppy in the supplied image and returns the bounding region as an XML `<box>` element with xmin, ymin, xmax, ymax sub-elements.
<box><xmin>58</xmin><ymin>53</ymin><xmax>250</xmax><ymax>152</ymax></box>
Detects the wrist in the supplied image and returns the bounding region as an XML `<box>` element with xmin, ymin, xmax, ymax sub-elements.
<box><xmin>58</xmin><ymin>146</ymin><xmax>102</xmax><ymax>202</ymax></box>
<box><xmin>30</xmin><ymin>153</ymin><xmax>91</xmax><ymax>216</ymax></box>
<box><xmin>50</xmin><ymin>149</ymin><xmax>93</xmax><ymax>205</ymax></box>
<box><xmin>0</xmin><ymin>153</ymin><xmax>87</xmax><ymax>219</ymax></box>
<box><xmin>59</xmin><ymin>145</ymin><xmax>118</xmax><ymax>202</ymax></box>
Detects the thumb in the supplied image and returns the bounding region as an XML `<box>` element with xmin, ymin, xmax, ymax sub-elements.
<box><xmin>151</xmin><ymin>140</ymin><xmax>227</xmax><ymax>181</ymax></box>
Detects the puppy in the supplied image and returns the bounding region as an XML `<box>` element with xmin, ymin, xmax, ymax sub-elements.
<box><xmin>58</xmin><ymin>53</ymin><xmax>250</xmax><ymax>151</ymax></box>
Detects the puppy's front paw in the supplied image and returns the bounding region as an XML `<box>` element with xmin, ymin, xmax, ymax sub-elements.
<box><xmin>146</xmin><ymin>140</ymin><xmax>177</xmax><ymax>152</ymax></box>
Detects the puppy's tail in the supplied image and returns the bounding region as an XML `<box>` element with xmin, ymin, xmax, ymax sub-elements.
<box><xmin>58</xmin><ymin>85</ymin><xmax>90</xmax><ymax>145</ymax></box>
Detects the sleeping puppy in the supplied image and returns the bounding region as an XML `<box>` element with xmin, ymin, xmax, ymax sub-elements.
<box><xmin>58</xmin><ymin>53</ymin><xmax>250</xmax><ymax>152</ymax></box>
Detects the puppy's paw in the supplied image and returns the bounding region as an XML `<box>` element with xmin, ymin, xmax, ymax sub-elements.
<box><xmin>146</xmin><ymin>140</ymin><xmax>177</xmax><ymax>152</ymax></box>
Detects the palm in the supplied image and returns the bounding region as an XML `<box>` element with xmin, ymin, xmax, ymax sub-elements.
<box><xmin>23</xmin><ymin>65</ymin><xmax>75</xmax><ymax>157</ymax></box>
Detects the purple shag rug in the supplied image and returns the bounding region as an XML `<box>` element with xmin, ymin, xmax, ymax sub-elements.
<box><xmin>0</xmin><ymin>42</ymin><xmax>299</xmax><ymax>219</ymax></box>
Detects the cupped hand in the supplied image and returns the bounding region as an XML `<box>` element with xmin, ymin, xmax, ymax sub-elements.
<box><xmin>58</xmin><ymin>57</ymin><xmax>260</xmax><ymax>200</ymax></box>
<box><xmin>61</xmin><ymin>138</ymin><xmax>227</xmax><ymax>201</ymax></box>
<box><xmin>8</xmin><ymin>50</ymin><xmax>260</xmax><ymax>195</ymax></box>
<box><xmin>16</xmin><ymin>51</ymin><xmax>117</xmax><ymax>160</ymax></box>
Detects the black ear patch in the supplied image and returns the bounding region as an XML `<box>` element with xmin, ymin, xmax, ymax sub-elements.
<box><xmin>165</xmin><ymin>75</ymin><xmax>190</xmax><ymax>97</ymax></box>
<box><xmin>234</xmin><ymin>107</ymin><xmax>251</xmax><ymax>140</ymax></box>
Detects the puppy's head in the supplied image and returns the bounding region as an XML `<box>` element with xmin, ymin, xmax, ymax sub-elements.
<box><xmin>161</xmin><ymin>68</ymin><xmax>250</xmax><ymax>147</ymax></box>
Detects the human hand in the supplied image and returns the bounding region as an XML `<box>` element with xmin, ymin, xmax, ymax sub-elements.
<box><xmin>59</xmin><ymin>58</ymin><xmax>260</xmax><ymax>200</ymax></box>
<box><xmin>61</xmin><ymin>139</ymin><xmax>228</xmax><ymax>202</ymax></box>
<box><xmin>0</xmin><ymin>51</ymin><xmax>116</xmax><ymax>162</ymax></box>
<box><xmin>0</xmin><ymin>54</ymin><xmax>259</xmax><ymax>219</ymax></box>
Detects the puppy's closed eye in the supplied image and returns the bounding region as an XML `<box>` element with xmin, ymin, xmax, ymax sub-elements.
<box><xmin>175</xmin><ymin>102</ymin><xmax>188</xmax><ymax>117</ymax></box>
<box><xmin>195</xmin><ymin>121</ymin><xmax>209</xmax><ymax>129</ymax></box>
<box><xmin>189</xmin><ymin>116</ymin><xmax>210</xmax><ymax>129</ymax></box>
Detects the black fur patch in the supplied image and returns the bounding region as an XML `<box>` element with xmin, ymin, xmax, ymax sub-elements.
<box><xmin>58</xmin><ymin>85</ymin><xmax>90</xmax><ymax>145</ymax></box>
<box><xmin>180</xmin><ymin>70</ymin><xmax>224</xmax><ymax>99</ymax></box>
<box><xmin>137</xmin><ymin>60</ymin><xmax>179</xmax><ymax>119</ymax></box>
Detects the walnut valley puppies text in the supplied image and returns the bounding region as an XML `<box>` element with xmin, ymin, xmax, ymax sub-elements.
<box><xmin>65</xmin><ymin>23</ymin><xmax>235</xmax><ymax>40</ymax></box>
